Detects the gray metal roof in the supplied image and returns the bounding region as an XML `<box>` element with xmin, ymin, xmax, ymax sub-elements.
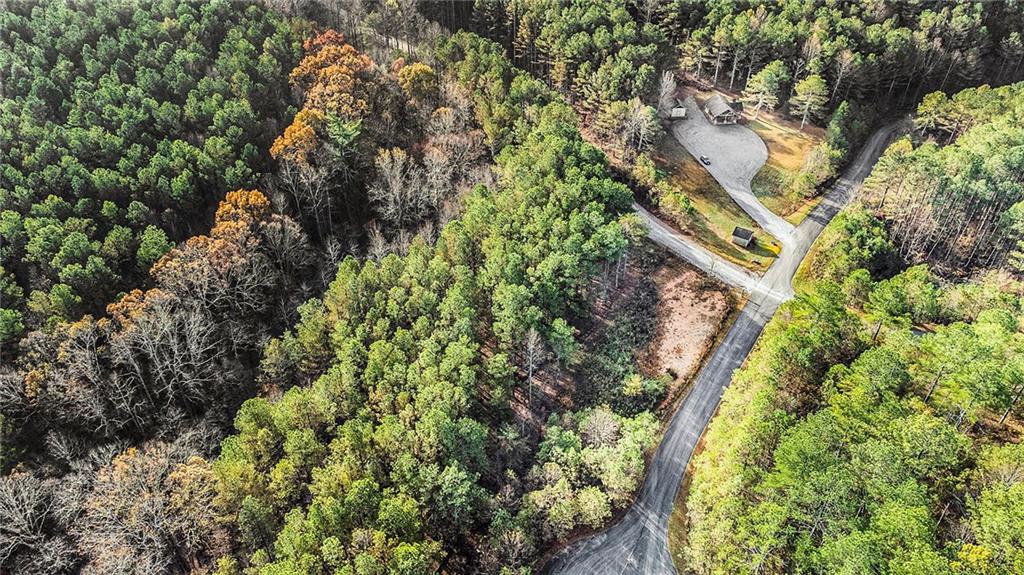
<box><xmin>732</xmin><ymin>226</ymin><xmax>754</xmax><ymax>240</ymax></box>
<box><xmin>705</xmin><ymin>94</ymin><xmax>736</xmax><ymax>118</ymax></box>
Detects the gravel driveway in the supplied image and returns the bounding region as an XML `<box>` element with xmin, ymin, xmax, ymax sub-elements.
<box><xmin>670</xmin><ymin>96</ymin><xmax>795</xmax><ymax>243</ymax></box>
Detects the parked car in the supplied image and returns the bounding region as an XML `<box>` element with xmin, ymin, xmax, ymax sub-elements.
<box><xmin>699</xmin><ymin>155</ymin><xmax>711</xmax><ymax>166</ymax></box>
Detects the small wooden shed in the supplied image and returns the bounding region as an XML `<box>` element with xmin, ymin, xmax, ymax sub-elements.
<box><xmin>732</xmin><ymin>226</ymin><xmax>755</xmax><ymax>248</ymax></box>
<box><xmin>669</xmin><ymin>98</ymin><xmax>687</xmax><ymax>119</ymax></box>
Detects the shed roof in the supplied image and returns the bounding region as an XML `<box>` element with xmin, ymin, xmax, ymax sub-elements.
<box><xmin>732</xmin><ymin>226</ymin><xmax>754</xmax><ymax>240</ymax></box>
<box><xmin>705</xmin><ymin>94</ymin><xmax>736</xmax><ymax>117</ymax></box>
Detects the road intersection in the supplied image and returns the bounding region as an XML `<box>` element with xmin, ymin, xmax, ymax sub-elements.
<box><xmin>544</xmin><ymin>106</ymin><xmax>897</xmax><ymax>574</ymax></box>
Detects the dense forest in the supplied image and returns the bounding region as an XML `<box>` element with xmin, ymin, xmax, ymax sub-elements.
<box><xmin>0</xmin><ymin>2</ymin><xmax>662</xmax><ymax>573</ymax></box>
<box><xmin>864</xmin><ymin>83</ymin><xmax>1024</xmax><ymax>275</ymax></box>
<box><xmin>449</xmin><ymin>1</ymin><xmax>1024</xmax><ymax>121</ymax></box>
<box><xmin>205</xmin><ymin>30</ymin><xmax>659</xmax><ymax>574</ymax></box>
<box><xmin>0</xmin><ymin>0</ymin><xmax>305</xmax><ymax>346</ymax></box>
<box><xmin>669</xmin><ymin>1</ymin><xmax>1024</xmax><ymax>111</ymax></box>
<box><xmin>4</xmin><ymin>1</ymin><xmax>1024</xmax><ymax>575</ymax></box>
<box><xmin>684</xmin><ymin>208</ymin><xmax>1024</xmax><ymax>574</ymax></box>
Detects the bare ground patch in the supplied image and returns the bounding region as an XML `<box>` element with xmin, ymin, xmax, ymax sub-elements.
<box><xmin>508</xmin><ymin>241</ymin><xmax>737</xmax><ymax>439</ymax></box>
<box><xmin>640</xmin><ymin>259</ymin><xmax>736</xmax><ymax>407</ymax></box>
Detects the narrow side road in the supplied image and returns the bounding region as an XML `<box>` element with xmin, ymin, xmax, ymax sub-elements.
<box><xmin>633</xmin><ymin>202</ymin><xmax>761</xmax><ymax>295</ymax></box>
<box><xmin>544</xmin><ymin>123</ymin><xmax>897</xmax><ymax>575</ymax></box>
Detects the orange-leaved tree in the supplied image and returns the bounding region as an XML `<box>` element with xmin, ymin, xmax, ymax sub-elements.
<box><xmin>271</xmin><ymin>31</ymin><xmax>384</xmax><ymax>237</ymax></box>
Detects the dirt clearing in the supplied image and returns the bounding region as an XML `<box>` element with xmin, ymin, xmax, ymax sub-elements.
<box><xmin>639</xmin><ymin>256</ymin><xmax>736</xmax><ymax>402</ymax></box>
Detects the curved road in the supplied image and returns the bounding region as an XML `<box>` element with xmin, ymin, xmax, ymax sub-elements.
<box><xmin>544</xmin><ymin>119</ymin><xmax>898</xmax><ymax>575</ymax></box>
<box><xmin>634</xmin><ymin>202</ymin><xmax>762</xmax><ymax>295</ymax></box>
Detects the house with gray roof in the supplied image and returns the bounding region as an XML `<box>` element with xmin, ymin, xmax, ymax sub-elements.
<box><xmin>703</xmin><ymin>94</ymin><xmax>739</xmax><ymax>125</ymax></box>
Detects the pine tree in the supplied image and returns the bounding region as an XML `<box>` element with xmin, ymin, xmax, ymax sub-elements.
<box><xmin>789</xmin><ymin>74</ymin><xmax>828</xmax><ymax>130</ymax></box>
<box><xmin>742</xmin><ymin>60</ymin><xmax>789</xmax><ymax>119</ymax></box>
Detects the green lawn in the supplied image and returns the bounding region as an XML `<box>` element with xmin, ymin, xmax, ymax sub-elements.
<box><xmin>747</xmin><ymin>118</ymin><xmax>823</xmax><ymax>224</ymax></box>
<box><xmin>651</xmin><ymin>134</ymin><xmax>778</xmax><ymax>272</ymax></box>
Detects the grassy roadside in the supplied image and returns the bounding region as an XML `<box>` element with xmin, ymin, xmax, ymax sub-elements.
<box><xmin>747</xmin><ymin>118</ymin><xmax>823</xmax><ymax>225</ymax></box>
<box><xmin>668</xmin><ymin>453</ymin><xmax>692</xmax><ymax>572</ymax></box>
<box><xmin>792</xmin><ymin>238</ymin><xmax>822</xmax><ymax>295</ymax></box>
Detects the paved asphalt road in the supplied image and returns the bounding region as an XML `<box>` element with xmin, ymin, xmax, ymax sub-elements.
<box><xmin>544</xmin><ymin>121</ymin><xmax>898</xmax><ymax>575</ymax></box>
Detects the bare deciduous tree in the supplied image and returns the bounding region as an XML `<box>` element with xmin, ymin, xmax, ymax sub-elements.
<box><xmin>366</xmin><ymin>221</ymin><xmax>390</xmax><ymax>261</ymax></box>
<box><xmin>622</xmin><ymin>98</ymin><xmax>660</xmax><ymax>153</ymax></box>
<box><xmin>581</xmin><ymin>407</ymin><xmax>620</xmax><ymax>447</ymax></box>
<box><xmin>631</xmin><ymin>0</ymin><xmax>660</xmax><ymax>23</ymax></box>
<box><xmin>423</xmin><ymin>145</ymin><xmax>455</xmax><ymax>210</ymax></box>
<box><xmin>437</xmin><ymin>79</ymin><xmax>475</xmax><ymax>127</ymax></box>
<box><xmin>524</xmin><ymin>327</ymin><xmax>546</xmax><ymax>410</ymax></box>
<box><xmin>0</xmin><ymin>474</ymin><xmax>51</xmax><ymax>565</ymax></box>
<box><xmin>106</xmin><ymin>294</ymin><xmax>225</xmax><ymax>428</ymax></box>
<box><xmin>428</xmin><ymin>106</ymin><xmax>459</xmax><ymax>137</ymax></box>
<box><xmin>0</xmin><ymin>471</ymin><xmax>78</xmax><ymax>574</ymax></box>
<box><xmin>260</xmin><ymin>215</ymin><xmax>313</xmax><ymax>282</ymax></box>
<box><xmin>657</xmin><ymin>70</ymin><xmax>677</xmax><ymax>118</ymax></box>
<box><xmin>35</xmin><ymin>323</ymin><xmax>111</xmax><ymax>433</ymax></box>
<box><xmin>831</xmin><ymin>49</ymin><xmax>858</xmax><ymax>103</ymax></box>
<box><xmin>0</xmin><ymin>367</ymin><xmax>27</xmax><ymax>420</ymax></box>
<box><xmin>368</xmin><ymin>148</ymin><xmax>427</xmax><ymax>229</ymax></box>
<box><xmin>43</xmin><ymin>431</ymin><xmax>84</xmax><ymax>467</ymax></box>
<box><xmin>277</xmin><ymin>151</ymin><xmax>341</xmax><ymax>240</ymax></box>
